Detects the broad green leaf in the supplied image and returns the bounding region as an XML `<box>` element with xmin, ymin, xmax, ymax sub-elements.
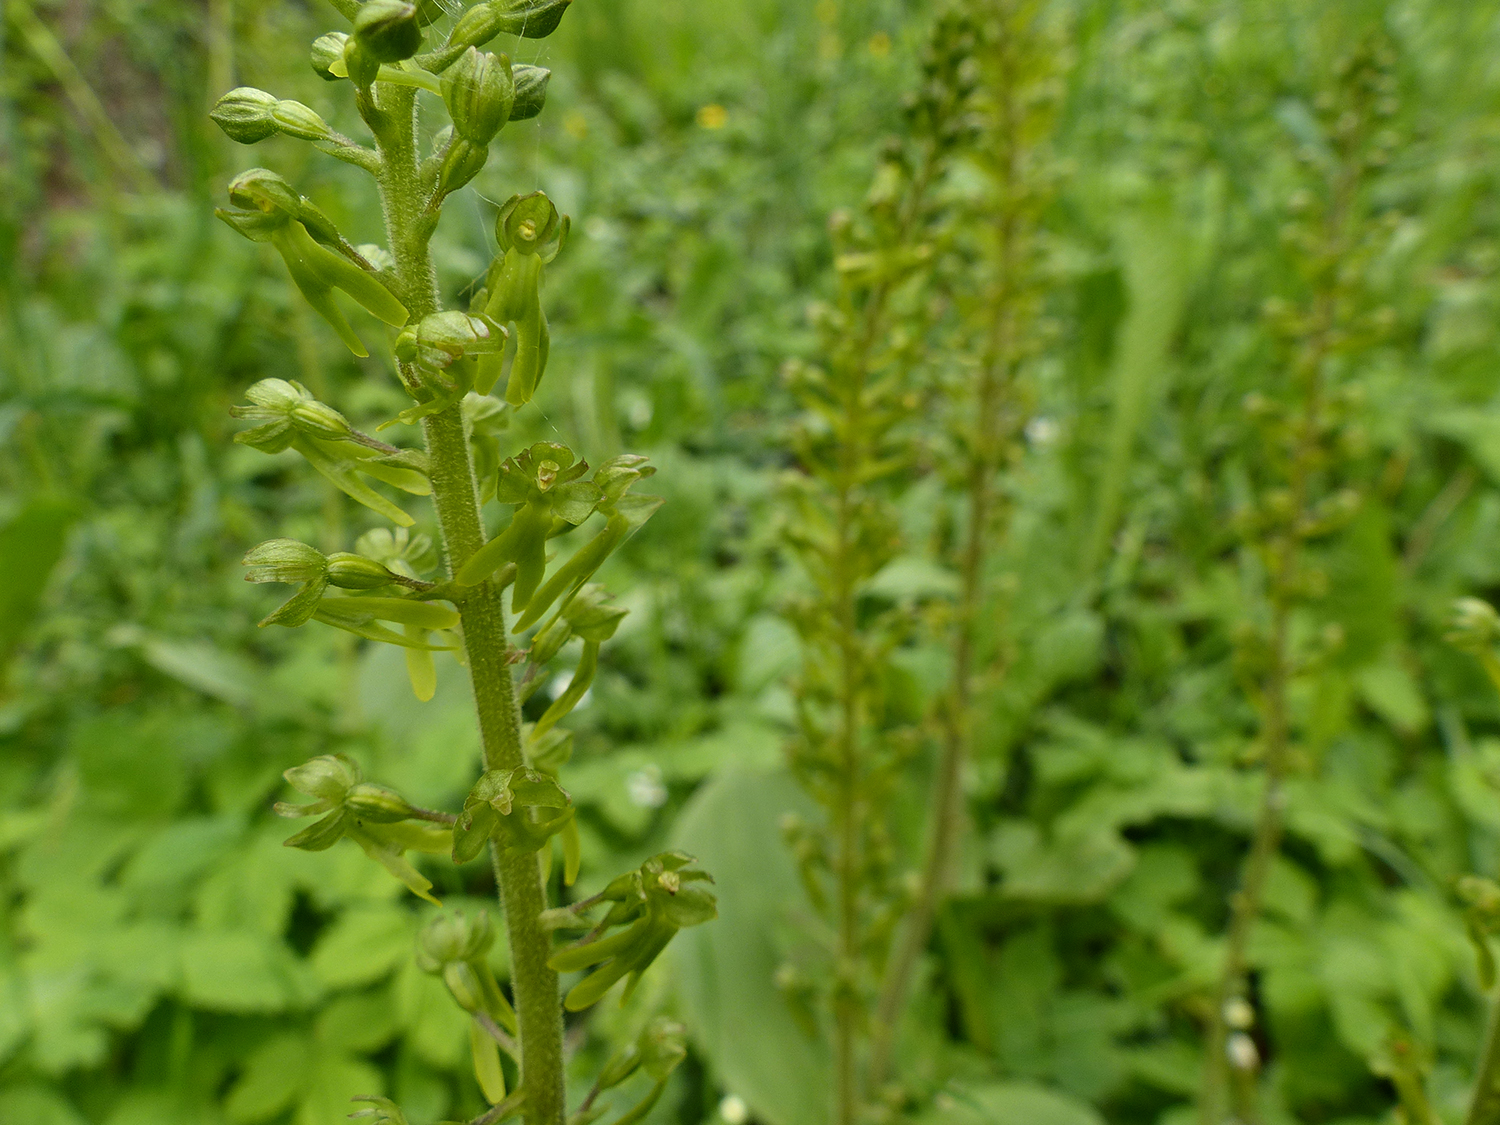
<box><xmin>116</xmin><ymin>630</ymin><xmax>260</xmax><ymax>708</ymax></box>
<box><xmin>395</xmin><ymin>960</ymin><xmax>468</xmax><ymax>1069</ymax></box>
<box><xmin>310</xmin><ymin>904</ymin><xmax>415</xmax><ymax>988</ymax></box>
<box><xmin>672</xmin><ymin>768</ymin><xmax>829</xmax><ymax>1125</ymax></box>
<box><xmin>315</xmin><ymin>990</ymin><xmax>400</xmax><ymax>1054</ymax></box>
<box><xmin>225</xmin><ymin>1033</ymin><xmax>310</xmax><ymax>1122</ymax></box>
<box><xmin>0</xmin><ymin>499</ymin><xmax>73</xmax><ymax>666</ymax></box>
<box><xmin>0</xmin><ymin>1085</ymin><xmax>88</xmax><ymax>1125</ymax></box>
<box><xmin>921</xmin><ymin>1082</ymin><xmax>1105</xmax><ymax>1125</ymax></box>
<box><xmin>294</xmin><ymin>1053</ymin><xmax>384</xmax><ymax>1125</ymax></box>
<box><xmin>181</xmin><ymin>930</ymin><xmax>305</xmax><ymax>1012</ymax></box>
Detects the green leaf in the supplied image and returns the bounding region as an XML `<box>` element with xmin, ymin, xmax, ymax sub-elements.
<box><xmin>226</xmin><ymin>1033</ymin><xmax>310</xmax><ymax>1122</ymax></box>
<box><xmin>181</xmin><ymin>930</ymin><xmax>305</xmax><ymax>1012</ymax></box>
<box><xmin>310</xmin><ymin>905</ymin><xmax>415</xmax><ymax>989</ymax></box>
<box><xmin>0</xmin><ymin>499</ymin><xmax>74</xmax><ymax>667</ymax></box>
<box><xmin>125</xmin><ymin>632</ymin><xmax>261</xmax><ymax>708</ymax></box>
<box><xmin>315</xmin><ymin>990</ymin><xmax>400</xmax><ymax>1054</ymax></box>
<box><xmin>921</xmin><ymin>1083</ymin><xmax>1106</xmax><ymax>1125</ymax></box>
<box><xmin>294</xmin><ymin>1053</ymin><xmax>385</xmax><ymax>1125</ymax></box>
<box><xmin>672</xmin><ymin>769</ymin><xmax>829</xmax><ymax>1125</ymax></box>
<box><xmin>0</xmin><ymin>1086</ymin><xmax>88</xmax><ymax>1125</ymax></box>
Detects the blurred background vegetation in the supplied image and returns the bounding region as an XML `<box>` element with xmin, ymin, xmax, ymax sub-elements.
<box><xmin>9</xmin><ymin>1</ymin><xmax>1500</xmax><ymax>1123</ymax></box>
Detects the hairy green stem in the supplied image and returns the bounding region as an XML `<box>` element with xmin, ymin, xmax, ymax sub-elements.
<box><xmin>370</xmin><ymin>82</ymin><xmax>565</xmax><ymax>1125</ymax></box>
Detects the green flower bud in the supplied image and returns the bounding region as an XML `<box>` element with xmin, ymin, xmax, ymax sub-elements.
<box><xmin>288</xmin><ymin>397</ymin><xmax>352</xmax><ymax>440</ymax></box>
<box><xmin>311</xmin><ymin>32</ymin><xmax>350</xmax><ymax>80</ymax></box>
<box><xmin>596</xmin><ymin>1043</ymin><xmax>642</xmax><ymax>1090</ymax></box>
<box><xmin>494</xmin><ymin>0</ymin><xmax>573</xmax><ymax>39</ymax></box>
<box><xmin>447</xmin><ymin>3</ymin><xmax>503</xmax><ymax>54</ymax></box>
<box><xmin>345</xmin><ymin>781</ymin><xmax>416</xmax><ymax>821</ymax></box>
<box><xmin>343</xmin><ymin>36</ymin><xmax>382</xmax><ymax>86</ymax></box>
<box><xmin>243</xmin><ymin>538</ymin><xmax>328</xmax><ymax>584</ymax></box>
<box><xmin>239</xmin><ymin>376</ymin><xmax>303</xmax><ymax>413</ymax></box>
<box><xmin>638</xmin><ymin>1016</ymin><xmax>688</xmax><ymax>1080</ymax></box>
<box><xmin>529</xmin><ymin>616</ymin><xmax>572</xmax><ymax>665</ymax></box>
<box><xmin>594</xmin><ymin>454</ymin><xmax>657</xmax><ymax>502</ymax></box>
<box><xmin>327</xmin><ymin>552</ymin><xmax>399</xmax><ymax>590</ymax></box>
<box><xmin>353</xmin><ymin>0</ymin><xmax>424</xmax><ymax>63</ymax></box>
<box><xmin>349</xmin><ymin>1096</ymin><xmax>409</xmax><ymax>1125</ymax></box>
<box><xmin>496</xmin><ymin>190</ymin><xmax>561</xmax><ymax>254</ymax></box>
<box><xmin>227</xmin><ymin>167</ymin><xmax>301</xmax><ymax>217</ymax></box>
<box><xmin>210</xmin><ymin>87</ymin><xmax>280</xmax><ymax>144</ymax></box>
<box><xmin>563</xmin><ymin>586</ymin><xmax>628</xmax><ymax>642</ymax></box>
<box><xmin>444</xmin><ymin>961</ymin><xmax>485</xmax><ymax>1012</ymax></box>
<box><xmin>438</xmin><ymin>136</ymin><xmax>490</xmax><ymax>195</ymax></box>
<box><xmin>284</xmin><ymin>753</ymin><xmax>361</xmax><ymax>804</ymax></box>
<box><xmin>416</xmin><ymin>909</ymin><xmax>495</xmax><ymax>971</ymax></box>
<box><xmin>509</xmin><ymin>64</ymin><xmax>551</xmax><ymax>121</ymax></box>
<box><xmin>270</xmin><ymin>99</ymin><xmax>334</xmax><ymax>141</ymax></box>
<box><xmin>1450</xmin><ymin>597</ymin><xmax>1500</xmax><ymax>655</ymax></box>
<box><xmin>394</xmin><ymin>310</ymin><xmax>505</xmax><ymax>369</ymax></box>
<box><xmin>442</xmin><ymin>48</ymin><xmax>515</xmax><ymax>144</ymax></box>
<box><xmin>232</xmin><ymin>376</ymin><xmax>360</xmax><ymax>450</ymax></box>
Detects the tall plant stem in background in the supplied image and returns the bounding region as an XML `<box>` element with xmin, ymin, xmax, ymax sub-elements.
<box><xmin>372</xmin><ymin>84</ymin><xmax>564</xmax><ymax>1125</ymax></box>
<box><xmin>1200</xmin><ymin>190</ymin><xmax>1354</xmax><ymax>1125</ymax></box>
<box><xmin>1465</xmin><ymin>1001</ymin><xmax>1500</xmax><ymax>1125</ymax></box>
<box><xmin>869</xmin><ymin>24</ymin><xmax>1026</xmax><ymax>1088</ymax></box>
<box><xmin>7</xmin><ymin>0</ymin><xmax>158</xmax><ymax>193</ymax></box>
<box><xmin>823</xmin><ymin>150</ymin><xmax>942</xmax><ymax>1125</ymax></box>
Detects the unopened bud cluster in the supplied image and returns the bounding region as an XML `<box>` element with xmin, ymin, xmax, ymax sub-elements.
<box><xmin>243</xmin><ymin>537</ymin><xmax>398</xmax><ymax>590</ymax></box>
<box><xmin>211</xmin><ymin>87</ymin><xmax>333</xmax><ymax>145</ymax></box>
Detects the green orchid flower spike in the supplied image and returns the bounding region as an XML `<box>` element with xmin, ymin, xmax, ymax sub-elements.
<box><xmin>209</xmin><ymin>0</ymin><xmax>710</xmax><ymax>1116</ymax></box>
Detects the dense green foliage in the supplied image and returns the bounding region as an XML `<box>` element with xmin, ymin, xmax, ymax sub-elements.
<box><xmin>12</xmin><ymin>1</ymin><xmax>1500</xmax><ymax>1123</ymax></box>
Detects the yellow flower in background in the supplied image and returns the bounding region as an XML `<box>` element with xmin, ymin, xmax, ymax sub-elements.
<box><xmin>696</xmin><ymin>103</ymin><xmax>727</xmax><ymax>129</ymax></box>
<box><xmin>869</xmin><ymin>31</ymin><xmax>891</xmax><ymax>57</ymax></box>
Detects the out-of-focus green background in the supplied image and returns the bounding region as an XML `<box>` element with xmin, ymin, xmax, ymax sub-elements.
<box><xmin>11</xmin><ymin>1</ymin><xmax>1500</xmax><ymax>1123</ymax></box>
